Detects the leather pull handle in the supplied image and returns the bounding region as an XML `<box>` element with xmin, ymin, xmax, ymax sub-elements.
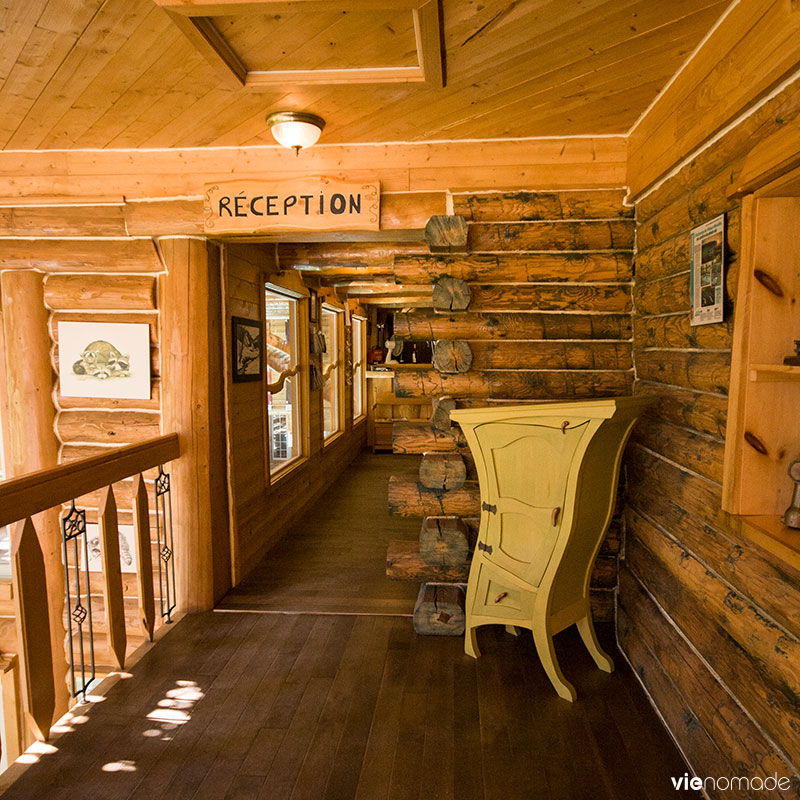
<box><xmin>494</xmin><ymin>592</ymin><xmax>507</xmax><ymax>603</ymax></box>
<box><xmin>552</xmin><ymin>507</ymin><xmax>561</xmax><ymax>526</ymax></box>
<box><xmin>744</xmin><ymin>430</ymin><xmax>768</xmax><ymax>456</ymax></box>
<box><xmin>753</xmin><ymin>269</ymin><xmax>784</xmax><ymax>297</ymax></box>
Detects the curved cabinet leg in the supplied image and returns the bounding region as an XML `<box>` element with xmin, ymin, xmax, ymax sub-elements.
<box><xmin>465</xmin><ymin>625</ymin><xmax>481</xmax><ymax>658</ymax></box>
<box><xmin>577</xmin><ymin>614</ymin><xmax>614</xmax><ymax>673</ymax></box>
<box><xmin>532</xmin><ymin>622</ymin><xmax>576</xmax><ymax>702</ymax></box>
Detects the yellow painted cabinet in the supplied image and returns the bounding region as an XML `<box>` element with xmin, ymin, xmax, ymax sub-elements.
<box><xmin>451</xmin><ymin>397</ymin><xmax>650</xmax><ymax>701</ymax></box>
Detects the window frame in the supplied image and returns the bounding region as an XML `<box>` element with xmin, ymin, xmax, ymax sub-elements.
<box><xmin>352</xmin><ymin>314</ymin><xmax>367</xmax><ymax>422</ymax></box>
<box><xmin>263</xmin><ymin>278</ymin><xmax>310</xmax><ymax>483</ymax></box>
<box><xmin>321</xmin><ymin>302</ymin><xmax>345</xmax><ymax>443</ymax></box>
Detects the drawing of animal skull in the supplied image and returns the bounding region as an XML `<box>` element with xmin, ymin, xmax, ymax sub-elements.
<box><xmin>73</xmin><ymin>340</ymin><xmax>131</xmax><ymax>380</ymax></box>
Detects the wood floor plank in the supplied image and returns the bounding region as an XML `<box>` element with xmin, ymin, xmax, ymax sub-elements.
<box><xmin>0</xmin><ymin>452</ymin><xmax>699</xmax><ymax>800</ymax></box>
<box><xmin>321</xmin><ymin>617</ymin><xmax>393</xmax><ymax>800</ymax></box>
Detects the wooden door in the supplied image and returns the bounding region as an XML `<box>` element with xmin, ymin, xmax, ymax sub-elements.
<box><xmin>472</xmin><ymin>418</ymin><xmax>589</xmax><ymax>587</ymax></box>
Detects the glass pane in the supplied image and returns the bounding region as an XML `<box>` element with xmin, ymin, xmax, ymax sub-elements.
<box><xmin>266</xmin><ymin>289</ymin><xmax>301</xmax><ymax>472</ymax></box>
<box><xmin>353</xmin><ymin>318</ymin><xmax>365</xmax><ymax>419</ymax></box>
<box><xmin>321</xmin><ymin>307</ymin><xmax>340</xmax><ymax>438</ymax></box>
<box><xmin>0</xmin><ymin>422</ymin><xmax>8</xmax><ymax>579</ymax></box>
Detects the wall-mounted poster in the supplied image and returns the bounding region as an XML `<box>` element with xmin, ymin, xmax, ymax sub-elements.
<box><xmin>58</xmin><ymin>321</ymin><xmax>151</xmax><ymax>399</ymax></box>
<box><xmin>690</xmin><ymin>214</ymin><xmax>725</xmax><ymax>326</ymax></box>
<box><xmin>232</xmin><ymin>316</ymin><xmax>262</xmax><ymax>382</ymax></box>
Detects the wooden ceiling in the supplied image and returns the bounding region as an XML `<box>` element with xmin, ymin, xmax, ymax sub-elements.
<box><xmin>0</xmin><ymin>0</ymin><xmax>730</xmax><ymax>151</ymax></box>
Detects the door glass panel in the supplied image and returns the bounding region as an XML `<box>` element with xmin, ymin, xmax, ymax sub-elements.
<box><xmin>321</xmin><ymin>306</ymin><xmax>342</xmax><ymax>439</ymax></box>
<box><xmin>266</xmin><ymin>288</ymin><xmax>302</xmax><ymax>473</ymax></box>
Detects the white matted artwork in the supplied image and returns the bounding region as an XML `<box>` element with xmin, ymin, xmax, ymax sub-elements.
<box><xmin>58</xmin><ymin>321</ymin><xmax>151</xmax><ymax>399</ymax></box>
<box><xmin>84</xmin><ymin>523</ymin><xmax>138</xmax><ymax>574</ymax></box>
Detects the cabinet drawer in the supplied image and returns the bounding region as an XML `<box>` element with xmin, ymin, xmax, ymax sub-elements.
<box><xmin>470</xmin><ymin>561</ymin><xmax>535</xmax><ymax>622</ymax></box>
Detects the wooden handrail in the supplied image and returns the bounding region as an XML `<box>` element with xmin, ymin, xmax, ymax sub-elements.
<box><xmin>0</xmin><ymin>434</ymin><xmax>180</xmax><ymax>528</ymax></box>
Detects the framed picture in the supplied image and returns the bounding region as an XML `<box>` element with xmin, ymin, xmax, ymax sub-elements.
<box><xmin>232</xmin><ymin>315</ymin><xmax>262</xmax><ymax>382</ymax></box>
<box><xmin>84</xmin><ymin>524</ymin><xmax>137</xmax><ymax>574</ymax></box>
<box><xmin>309</xmin><ymin>289</ymin><xmax>318</xmax><ymax>323</ymax></box>
<box><xmin>58</xmin><ymin>321</ymin><xmax>151</xmax><ymax>399</ymax></box>
<box><xmin>690</xmin><ymin>214</ymin><xmax>725</xmax><ymax>326</ymax></box>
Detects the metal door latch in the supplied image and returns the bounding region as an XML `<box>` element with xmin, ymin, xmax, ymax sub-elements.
<box><xmin>478</xmin><ymin>540</ymin><xmax>493</xmax><ymax>555</ymax></box>
<box><xmin>482</xmin><ymin>501</ymin><xmax>497</xmax><ymax>514</ymax></box>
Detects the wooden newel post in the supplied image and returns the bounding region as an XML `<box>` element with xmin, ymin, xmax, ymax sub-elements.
<box><xmin>160</xmin><ymin>238</ymin><xmax>228</xmax><ymax>612</ymax></box>
<box><xmin>11</xmin><ymin>518</ymin><xmax>56</xmax><ymax>742</ymax></box>
<box><xmin>0</xmin><ymin>270</ymin><xmax>70</xmax><ymax>722</ymax></box>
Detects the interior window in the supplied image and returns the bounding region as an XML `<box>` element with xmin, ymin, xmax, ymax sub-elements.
<box><xmin>352</xmin><ymin>315</ymin><xmax>366</xmax><ymax>420</ymax></box>
<box><xmin>0</xmin><ymin>418</ymin><xmax>8</xmax><ymax>579</ymax></box>
<box><xmin>265</xmin><ymin>286</ymin><xmax>304</xmax><ymax>474</ymax></box>
<box><xmin>321</xmin><ymin>305</ymin><xmax>344</xmax><ymax>439</ymax></box>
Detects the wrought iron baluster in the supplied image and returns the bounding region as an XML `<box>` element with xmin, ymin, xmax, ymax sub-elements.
<box><xmin>61</xmin><ymin>501</ymin><xmax>95</xmax><ymax>701</ymax></box>
<box><xmin>154</xmin><ymin>465</ymin><xmax>176</xmax><ymax>623</ymax></box>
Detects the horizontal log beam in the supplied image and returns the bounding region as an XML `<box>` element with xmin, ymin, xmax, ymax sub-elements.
<box><xmin>453</xmin><ymin>189</ymin><xmax>632</xmax><ymax>222</ymax></box>
<box><xmin>58</xmin><ymin>411</ymin><xmax>161</xmax><ymax>445</ymax></box>
<box><xmin>0</xmin><ymin>205</ymin><xmax>126</xmax><ymax>237</ymax></box>
<box><xmin>44</xmin><ymin>275</ymin><xmax>158</xmax><ymax>310</ymax></box>
<box><xmin>466</xmin><ymin>284</ymin><xmax>631</xmax><ymax>313</ymax></box>
<box><xmin>0</xmin><ymin>239</ymin><xmax>163</xmax><ymax>272</ymax></box>
<box><xmin>386</xmin><ymin>540</ymin><xmax>469</xmax><ymax>582</ymax></box>
<box><xmin>394</xmin><ymin>370</ymin><xmax>633</xmax><ymax>400</ymax></box>
<box><xmin>393</xmin><ymin>308</ymin><xmax>632</xmax><ymax>340</ymax></box>
<box><xmin>468</xmin><ymin>220</ymin><xmax>634</xmax><ymax>251</ymax></box>
<box><xmin>388</xmin><ymin>475</ymin><xmax>480</xmax><ymax>517</ymax></box>
<box><xmin>278</xmin><ymin>241</ymin><xmax>427</xmax><ymax>269</ymax></box>
<box><xmin>634</xmin><ymin>350</ymin><xmax>730</xmax><ymax>395</ymax></box>
<box><xmin>468</xmin><ymin>341</ymin><xmax>632</xmax><ymax>370</ymax></box>
<box><xmin>392</xmin><ymin>421</ymin><xmax>468</xmax><ymax>454</ymax></box>
<box><xmin>393</xmin><ymin>252</ymin><xmax>633</xmax><ymax>284</ymax></box>
<box><xmin>419</xmin><ymin>454</ymin><xmax>467</xmax><ymax>491</ymax></box>
<box><xmin>618</xmin><ymin>567</ymin><xmax>796</xmax><ymax>786</ymax></box>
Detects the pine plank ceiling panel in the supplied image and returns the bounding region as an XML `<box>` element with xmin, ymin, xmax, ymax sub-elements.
<box><xmin>0</xmin><ymin>0</ymin><xmax>730</xmax><ymax>150</ymax></box>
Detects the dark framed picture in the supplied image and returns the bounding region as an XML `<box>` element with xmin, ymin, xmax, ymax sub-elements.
<box><xmin>309</xmin><ymin>288</ymin><xmax>318</xmax><ymax>323</ymax></box>
<box><xmin>232</xmin><ymin>316</ymin><xmax>262</xmax><ymax>382</ymax></box>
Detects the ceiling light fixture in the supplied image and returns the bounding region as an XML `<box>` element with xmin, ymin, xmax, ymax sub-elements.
<box><xmin>266</xmin><ymin>111</ymin><xmax>325</xmax><ymax>155</ymax></box>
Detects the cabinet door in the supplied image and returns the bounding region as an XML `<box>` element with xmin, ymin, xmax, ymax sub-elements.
<box><xmin>473</xmin><ymin>419</ymin><xmax>589</xmax><ymax>586</ymax></box>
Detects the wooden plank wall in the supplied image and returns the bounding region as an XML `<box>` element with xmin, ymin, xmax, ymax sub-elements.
<box><xmin>623</xmin><ymin>79</ymin><xmax>800</xmax><ymax>790</ymax></box>
<box><xmin>223</xmin><ymin>243</ymin><xmax>366</xmax><ymax>581</ymax></box>
<box><xmin>393</xmin><ymin>189</ymin><xmax>636</xmax><ymax>620</ymax></box>
<box><xmin>627</xmin><ymin>0</ymin><xmax>800</xmax><ymax>198</ymax></box>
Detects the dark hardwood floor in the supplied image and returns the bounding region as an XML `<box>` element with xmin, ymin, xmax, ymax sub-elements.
<box><xmin>0</xmin><ymin>451</ymin><xmax>700</xmax><ymax>800</ymax></box>
<box><xmin>218</xmin><ymin>453</ymin><xmax>421</xmax><ymax>616</ymax></box>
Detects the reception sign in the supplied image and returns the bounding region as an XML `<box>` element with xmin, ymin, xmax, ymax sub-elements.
<box><xmin>204</xmin><ymin>177</ymin><xmax>380</xmax><ymax>234</ymax></box>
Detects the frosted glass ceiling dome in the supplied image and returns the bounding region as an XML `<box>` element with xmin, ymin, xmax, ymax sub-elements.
<box><xmin>266</xmin><ymin>111</ymin><xmax>326</xmax><ymax>155</ymax></box>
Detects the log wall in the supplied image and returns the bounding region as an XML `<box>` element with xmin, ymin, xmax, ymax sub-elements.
<box><xmin>623</xmin><ymin>77</ymin><xmax>800</xmax><ymax>792</ymax></box>
<box><xmin>223</xmin><ymin>243</ymin><xmax>366</xmax><ymax>582</ymax></box>
<box><xmin>0</xmin><ymin>235</ymin><xmax>168</xmax><ymax>664</ymax></box>
<box><xmin>393</xmin><ymin>189</ymin><xmax>635</xmax><ymax>620</ymax></box>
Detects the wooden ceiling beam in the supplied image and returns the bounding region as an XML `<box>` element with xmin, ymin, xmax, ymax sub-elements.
<box><xmin>157</xmin><ymin>0</ymin><xmax>444</xmax><ymax>88</ymax></box>
<box><xmin>155</xmin><ymin>1</ymin><xmax>424</xmax><ymax>15</ymax></box>
<box><xmin>415</xmin><ymin>0</ymin><xmax>444</xmax><ymax>88</ymax></box>
<box><xmin>161</xmin><ymin>12</ymin><xmax>246</xmax><ymax>88</ymax></box>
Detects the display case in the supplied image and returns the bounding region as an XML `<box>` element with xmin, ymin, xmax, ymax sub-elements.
<box><xmin>723</xmin><ymin>175</ymin><xmax>800</xmax><ymax>523</ymax></box>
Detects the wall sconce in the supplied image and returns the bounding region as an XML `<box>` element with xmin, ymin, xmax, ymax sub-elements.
<box><xmin>266</xmin><ymin>111</ymin><xmax>325</xmax><ymax>155</ymax></box>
